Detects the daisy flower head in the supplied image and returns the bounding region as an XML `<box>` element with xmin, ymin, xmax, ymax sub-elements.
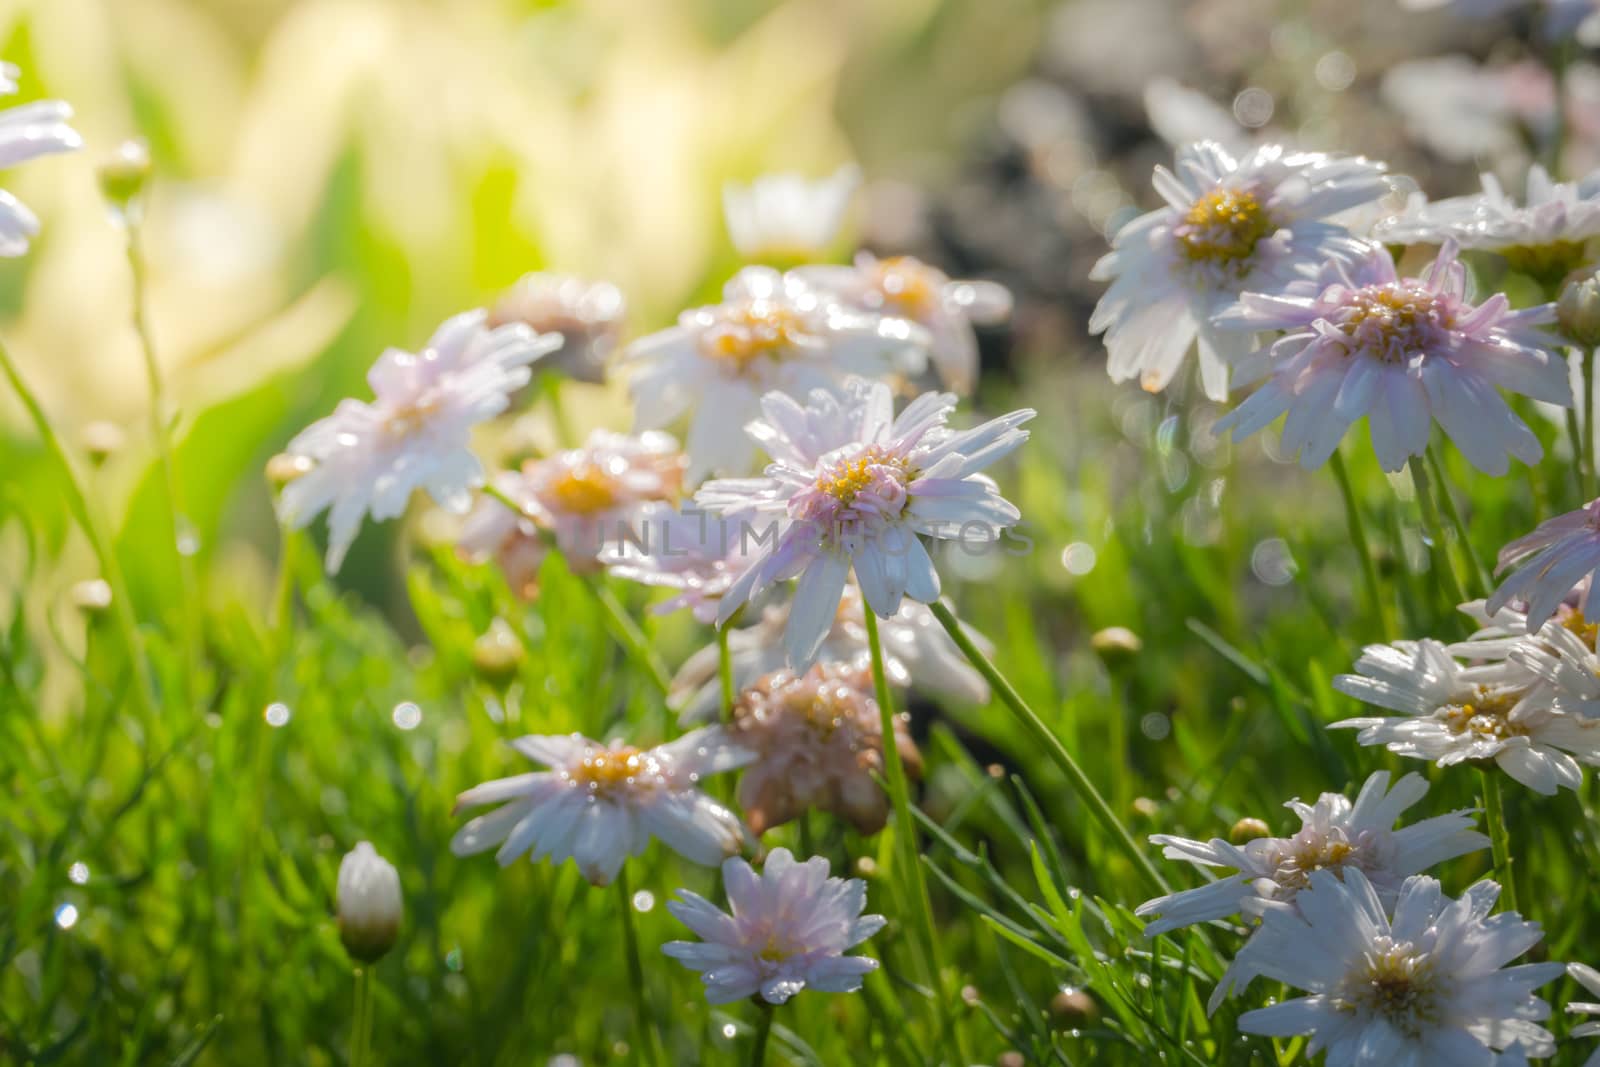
<box><xmin>450</xmin><ymin>728</ymin><xmax>752</xmax><ymax>886</ymax></box>
<box><xmin>456</xmin><ymin>430</ymin><xmax>685</xmax><ymax>589</ymax></box>
<box><xmin>623</xmin><ymin>266</ymin><xmax>929</xmax><ymax>482</ymax></box>
<box><xmin>1566</xmin><ymin>962</ymin><xmax>1600</xmax><ymax>1065</ymax></box>
<box><xmin>1488</xmin><ymin>500</ymin><xmax>1600</xmax><ymax>632</ymax></box>
<box><xmin>696</xmin><ymin>378</ymin><xmax>1034</xmax><ymax>667</ymax></box>
<box><xmin>598</xmin><ymin>503</ymin><xmax>759</xmax><ymax>624</ymax></box>
<box><xmin>278</xmin><ymin>311</ymin><xmax>560</xmax><ymax>572</ymax></box>
<box><xmin>1331</xmin><ymin>638</ymin><xmax>1600</xmax><ymax>794</ymax></box>
<box><xmin>1507</xmin><ymin>617</ymin><xmax>1600</xmax><ymax>717</ymax></box>
<box><xmin>1090</xmin><ymin>141</ymin><xmax>1388</xmax><ymax>402</ymax></box>
<box><xmin>1214</xmin><ymin>239</ymin><xmax>1570</xmax><ymax>475</ymax></box>
<box><xmin>1374</xmin><ymin>165</ymin><xmax>1600</xmax><ymax>281</ymax></box>
<box><xmin>662</xmin><ymin>847</ymin><xmax>885</xmax><ymax>1005</ymax></box>
<box><xmin>794</xmin><ymin>253</ymin><xmax>1013</xmax><ymax>394</ymax></box>
<box><xmin>669</xmin><ymin>587</ymin><xmax>991</xmax><ymax>722</ymax></box>
<box><xmin>1136</xmin><ymin>770</ymin><xmax>1487</xmax><ymax>1008</ymax></box>
<box><xmin>0</xmin><ymin>62</ymin><xmax>82</xmax><ymax>257</ymax></box>
<box><xmin>723</xmin><ymin>164</ymin><xmax>860</xmax><ymax>265</ymax></box>
<box><xmin>729</xmin><ymin>661</ymin><xmax>920</xmax><ymax>835</ymax></box>
<box><xmin>1234</xmin><ymin>870</ymin><xmax>1565</xmax><ymax>1064</ymax></box>
<box><xmin>486</xmin><ymin>272</ymin><xmax>626</xmax><ymax>384</ymax></box>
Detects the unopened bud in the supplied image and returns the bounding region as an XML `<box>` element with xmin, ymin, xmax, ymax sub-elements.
<box><xmin>1230</xmin><ymin>816</ymin><xmax>1271</xmax><ymax>843</ymax></box>
<box><xmin>1090</xmin><ymin>626</ymin><xmax>1143</xmax><ymax>665</ymax></box>
<box><xmin>471</xmin><ymin>618</ymin><xmax>524</xmax><ymax>686</ymax></box>
<box><xmin>1559</xmin><ymin>271</ymin><xmax>1600</xmax><ymax>348</ymax></box>
<box><xmin>97</xmin><ymin>140</ymin><xmax>151</xmax><ymax>217</ymax></box>
<box><xmin>265</xmin><ymin>452</ymin><xmax>313</xmax><ymax>490</ymax></box>
<box><xmin>70</xmin><ymin>578</ymin><xmax>113</xmax><ymax>615</ymax></box>
<box><xmin>337</xmin><ymin>841</ymin><xmax>402</xmax><ymax>964</ymax></box>
<box><xmin>853</xmin><ymin>856</ymin><xmax>878</xmax><ymax>880</ymax></box>
<box><xmin>998</xmin><ymin>1053</ymin><xmax>1026</xmax><ymax>1067</ymax></box>
<box><xmin>80</xmin><ymin>420</ymin><xmax>126</xmax><ymax>465</ymax></box>
<box><xmin>1051</xmin><ymin>988</ymin><xmax>1099</xmax><ymax>1024</ymax></box>
<box><xmin>1131</xmin><ymin>796</ymin><xmax>1158</xmax><ymax>819</ymax></box>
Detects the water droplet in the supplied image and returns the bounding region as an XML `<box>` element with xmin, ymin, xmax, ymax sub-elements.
<box><xmin>68</xmin><ymin>862</ymin><xmax>89</xmax><ymax>885</ymax></box>
<box><xmin>1233</xmin><ymin>87</ymin><xmax>1275</xmax><ymax>128</ymax></box>
<box><xmin>721</xmin><ymin>1024</ymin><xmax>737</xmax><ymax>1039</ymax></box>
<box><xmin>1250</xmin><ymin>537</ymin><xmax>1297</xmax><ymax>587</ymax></box>
<box><xmin>264</xmin><ymin>702</ymin><xmax>291</xmax><ymax>727</ymax></box>
<box><xmin>1060</xmin><ymin>542</ymin><xmax>1096</xmax><ymax>576</ymax></box>
<box><xmin>1140</xmin><ymin>712</ymin><xmax>1171</xmax><ymax>741</ymax></box>
<box><xmin>392</xmin><ymin>701</ymin><xmax>422</xmax><ymax>731</ymax></box>
<box><xmin>54</xmin><ymin>903</ymin><xmax>79</xmax><ymax>929</ymax></box>
<box><xmin>632</xmin><ymin>890</ymin><xmax>655</xmax><ymax>913</ymax></box>
<box><xmin>445</xmin><ymin>947</ymin><xmax>464</xmax><ymax>972</ymax></box>
<box><xmin>175</xmin><ymin>517</ymin><xmax>200</xmax><ymax>557</ymax></box>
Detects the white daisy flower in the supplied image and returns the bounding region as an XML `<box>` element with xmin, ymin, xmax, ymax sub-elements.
<box><xmin>1234</xmin><ymin>869</ymin><xmax>1565</xmax><ymax>1064</ymax></box>
<box><xmin>669</xmin><ymin>586</ymin><xmax>992</xmax><ymax>723</ymax></box>
<box><xmin>1508</xmin><ymin>619</ymin><xmax>1600</xmax><ymax>717</ymax></box>
<box><xmin>1089</xmin><ymin>141</ymin><xmax>1388</xmax><ymax>401</ymax></box>
<box><xmin>1136</xmin><ymin>771</ymin><xmax>1487</xmax><ymax>1009</ymax></box>
<box><xmin>599</xmin><ymin>504</ymin><xmax>760</xmax><ymax>625</ymax></box>
<box><xmin>1566</xmin><ymin>962</ymin><xmax>1600</xmax><ymax>1067</ymax></box>
<box><xmin>695</xmin><ymin>378</ymin><xmax>1033</xmax><ymax>667</ymax></box>
<box><xmin>794</xmin><ymin>253</ymin><xmax>1013</xmax><ymax>394</ymax></box>
<box><xmin>1214</xmin><ymin>240</ymin><xmax>1570</xmax><ymax>476</ymax></box>
<box><xmin>1331</xmin><ymin>638</ymin><xmax>1600</xmax><ymax>794</ymax></box>
<box><xmin>486</xmin><ymin>272</ymin><xmax>626</xmax><ymax>384</ymax></box>
<box><xmin>279</xmin><ymin>311</ymin><xmax>559</xmax><ymax>571</ymax></box>
<box><xmin>723</xmin><ymin>165</ymin><xmax>860</xmax><ymax>264</ymax></box>
<box><xmin>450</xmin><ymin>728</ymin><xmax>752</xmax><ymax>886</ymax></box>
<box><xmin>662</xmin><ymin>847</ymin><xmax>885</xmax><ymax>1005</ymax></box>
<box><xmin>623</xmin><ymin>266</ymin><xmax>929</xmax><ymax>482</ymax></box>
<box><xmin>0</xmin><ymin>62</ymin><xmax>82</xmax><ymax>257</ymax></box>
<box><xmin>1374</xmin><ymin>165</ymin><xmax>1600</xmax><ymax>279</ymax></box>
<box><xmin>1488</xmin><ymin>501</ymin><xmax>1600</xmax><ymax>632</ymax></box>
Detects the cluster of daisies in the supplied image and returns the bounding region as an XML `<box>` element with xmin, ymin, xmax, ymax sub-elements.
<box><xmin>1100</xmin><ymin>134</ymin><xmax>1600</xmax><ymax>1062</ymax></box>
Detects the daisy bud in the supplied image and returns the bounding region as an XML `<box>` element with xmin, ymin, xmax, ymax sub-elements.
<box><xmin>1558</xmin><ymin>270</ymin><xmax>1600</xmax><ymax>349</ymax></box>
<box><xmin>1090</xmin><ymin>626</ymin><xmax>1143</xmax><ymax>665</ymax></box>
<box><xmin>336</xmin><ymin>842</ymin><xmax>403</xmax><ymax>964</ymax></box>
<box><xmin>80</xmin><ymin>420</ymin><xmax>125</xmax><ymax>466</ymax></box>
<box><xmin>265</xmin><ymin>452</ymin><xmax>313</xmax><ymax>490</ymax></box>
<box><xmin>1131</xmin><ymin>796</ymin><xmax>1158</xmax><ymax>820</ymax></box>
<box><xmin>471</xmin><ymin>618</ymin><xmax>524</xmax><ymax>687</ymax></box>
<box><xmin>97</xmin><ymin>139</ymin><xmax>151</xmax><ymax>218</ymax></box>
<box><xmin>1230</xmin><ymin>816</ymin><xmax>1271</xmax><ymax>843</ymax></box>
<box><xmin>70</xmin><ymin>578</ymin><xmax>113</xmax><ymax>616</ymax></box>
<box><xmin>1051</xmin><ymin>988</ymin><xmax>1099</xmax><ymax>1024</ymax></box>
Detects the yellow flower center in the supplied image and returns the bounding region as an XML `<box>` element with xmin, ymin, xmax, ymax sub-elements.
<box><xmin>1439</xmin><ymin>689</ymin><xmax>1528</xmax><ymax>741</ymax></box>
<box><xmin>871</xmin><ymin>256</ymin><xmax>942</xmax><ymax>318</ymax></box>
<box><xmin>1338</xmin><ymin>285</ymin><xmax>1447</xmax><ymax>360</ymax></box>
<box><xmin>382</xmin><ymin>396</ymin><xmax>442</xmax><ymax>439</ymax></box>
<box><xmin>1274</xmin><ymin>836</ymin><xmax>1359</xmax><ymax>890</ymax></box>
<box><xmin>569</xmin><ymin>747</ymin><xmax>650</xmax><ymax>791</ymax></box>
<box><xmin>757</xmin><ymin>933</ymin><xmax>793</xmax><ymax>963</ymax></box>
<box><xmin>1176</xmin><ymin>188</ymin><xmax>1275</xmax><ymax>266</ymax></box>
<box><xmin>547</xmin><ymin>464</ymin><xmax>619</xmax><ymax>515</ymax></box>
<box><xmin>1338</xmin><ymin>938</ymin><xmax>1441</xmax><ymax>1036</ymax></box>
<box><xmin>815</xmin><ymin>448</ymin><xmax>910</xmax><ymax>507</ymax></box>
<box><xmin>702</xmin><ymin>300</ymin><xmax>812</xmax><ymax>371</ymax></box>
<box><xmin>1561</xmin><ymin>609</ymin><xmax>1599</xmax><ymax>652</ymax></box>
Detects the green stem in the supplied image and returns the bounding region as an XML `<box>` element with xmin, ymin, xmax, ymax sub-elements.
<box><xmin>928</xmin><ymin>601</ymin><xmax>1171</xmax><ymax>897</ymax></box>
<box><xmin>1480</xmin><ymin>769</ymin><xmax>1520</xmax><ymax>915</ymax></box>
<box><xmin>717</xmin><ymin>623</ymin><xmax>736</xmax><ymax>723</ymax></box>
<box><xmin>350</xmin><ymin>966</ymin><xmax>371</xmax><ymax>1067</ymax></box>
<box><xmin>126</xmin><ymin>217</ymin><xmax>202</xmax><ymax>704</ymax></box>
<box><xmin>0</xmin><ymin>337</ymin><xmax>157</xmax><ymax>717</ymax></box>
<box><xmin>1565</xmin><ymin>401</ymin><xmax>1586</xmax><ymax>500</ymax></box>
<box><xmin>1426</xmin><ymin>445</ymin><xmax>1490</xmax><ymax>596</ymax></box>
<box><xmin>1408</xmin><ymin>457</ymin><xmax>1468</xmax><ymax>613</ymax></box>
<box><xmin>1584</xmin><ymin>347</ymin><xmax>1596</xmax><ymax>501</ymax></box>
<box><xmin>748</xmin><ymin>1001</ymin><xmax>774</xmax><ymax>1067</ymax></box>
<box><xmin>863</xmin><ymin>609</ymin><xmax>968</xmax><ymax>1065</ymax></box>
<box><xmin>617</xmin><ymin>868</ymin><xmax>665</xmax><ymax>1067</ymax></box>
<box><xmin>1328</xmin><ymin>448</ymin><xmax>1394</xmax><ymax>637</ymax></box>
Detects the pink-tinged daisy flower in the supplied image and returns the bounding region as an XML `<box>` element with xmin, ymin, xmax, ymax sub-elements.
<box><xmin>1215</xmin><ymin>240</ymin><xmax>1570</xmax><ymax>475</ymax></box>
<box><xmin>669</xmin><ymin>587</ymin><xmax>991</xmax><ymax>722</ymax></box>
<box><xmin>1234</xmin><ymin>870</ymin><xmax>1565</xmax><ymax>1063</ymax></box>
<box><xmin>450</xmin><ymin>728</ymin><xmax>752</xmax><ymax>886</ymax></box>
<box><xmin>1137</xmin><ymin>771</ymin><xmax>1487</xmax><ymax>1010</ymax></box>
<box><xmin>1374</xmin><ymin>164</ymin><xmax>1600</xmax><ymax>279</ymax></box>
<box><xmin>729</xmin><ymin>661</ymin><xmax>920</xmax><ymax>835</ymax></box>
<box><xmin>456</xmin><ymin>430</ymin><xmax>685</xmax><ymax>590</ymax></box>
<box><xmin>696</xmin><ymin>378</ymin><xmax>1033</xmax><ymax>667</ymax></box>
<box><xmin>794</xmin><ymin>253</ymin><xmax>1012</xmax><ymax>394</ymax></box>
<box><xmin>623</xmin><ymin>267</ymin><xmax>928</xmax><ymax>482</ymax></box>
<box><xmin>722</xmin><ymin>165</ymin><xmax>860</xmax><ymax>264</ymax></box>
<box><xmin>1331</xmin><ymin>638</ymin><xmax>1600</xmax><ymax>794</ymax></box>
<box><xmin>1090</xmin><ymin>141</ymin><xmax>1388</xmax><ymax>401</ymax></box>
<box><xmin>1488</xmin><ymin>501</ymin><xmax>1600</xmax><ymax>632</ymax></box>
<box><xmin>599</xmin><ymin>504</ymin><xmax>760</xmax><ymax>624</ymax></box>
<box><xmin>662</xmin><ymin>847</ymin><xmax>885</xmax><ymax>1005</ymax></box>
<box><xmin>0</xmin><ymin>63</ymin><xmax>82</xmax><ymax>257</ymax></box>
<box><xmin>278</xmin><ymin>311</ymin><xmax>559</xmax><ymax>572</ymax></box>
<box><xmin>486</xmin><ymin>272</ymin><xmax>626</xmax><ymax>384</ymax></box>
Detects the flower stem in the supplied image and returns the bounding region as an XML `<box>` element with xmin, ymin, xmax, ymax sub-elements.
<box><xmin>1426</xmin><ymin>445</ymin><xmax>1491</xmax><ymax>595</ymax></box>
<box><xmin>1480</xmin><ymin>769</ymin><xmax>1520</xmax><ymax>915</ymax></box>
<box><xmin>617</xmin><ymin>868</ymin><xmax>666</xmax><ymax>1067</ymax></box>
<box><xmin>0</xmin><ymin>337</ymin><xmax>157</xmax><ymax>718</ymax></box>
<box><xmin>928</xmin><ymin>601</ymin><xmax>1171</xmax><ymax>897</ymax></box>
<box><xmin>1584</xmin><ymin>347</ymin><xmax>1596</xmax><ymax>501</ymax></box>
<box><xmin>718</xmin><ymin>624</ymin><xmax>736</xmax><ymax>723</ymax></box>
<box><xmin>1407</xmin><ymin>457</ymin><xmax>1468</xmax><ymax>613</ymax></box>
<box><xmin>1328</xmin><ymin>448</ymin><xmax>1394</xmax><ymax>636</ymax></box>
<box><xmin>862</xmin><ymin>608</ymin><xmax>967</xmax><ymax>1065</ymax></box>
<box><xmin>350</xmin><ymin>966</ymin><xmax>372</xmax><ymax>1067</ymax></box>
<box><xmin>748</xmin><ymin>1001</ymin><xmax>774</xmax><ymax>1067</ymax></box>
<box><xmin>126</xmin><ymin>215</ymin><xmax>202</xmax><ymax>703</ymax></box>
